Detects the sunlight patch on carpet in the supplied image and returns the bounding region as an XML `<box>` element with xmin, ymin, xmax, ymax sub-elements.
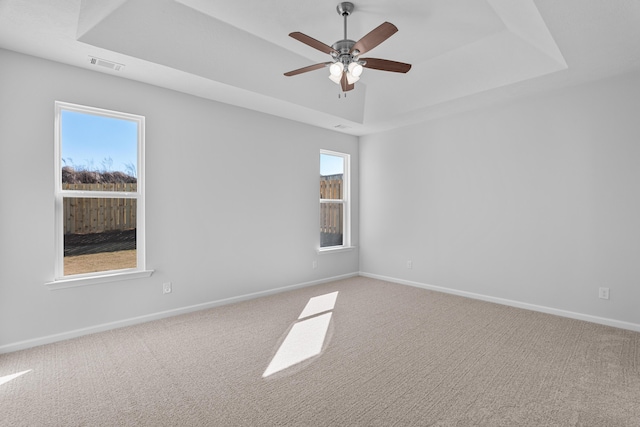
<box><xmin>298</xmin><ymin>291</ymin><xmax>338</xmax><ymax>319</ymax></box>
<box><xmin>263</xmin><ymin>312</ymin><xmax>332</xmax><ymax>377</ymax></box>
<box><xmin>0</xmin><ymin>370</ymin><xmax>32</xmax><ymax>386</ymax></box>
<box><xmin>263</xmin><ymin>292</ymin><xmax>338</xmax><ymax>377</ymax></box>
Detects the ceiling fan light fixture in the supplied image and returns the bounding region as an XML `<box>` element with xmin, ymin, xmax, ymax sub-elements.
<box><xmin>348</xmin><ymin>62</ymin><xmax>363</xmax><ymax>77</ymax></box>
<box><xmin>346</xmin><ymin>72</ymin><xmax>360</xmax><ymax>85</ymax></box>
<box><xmin>284</xmin><ymin>2</ymin><xmax>411</xmax><ymax>92</ymax></box>
<box><xmin>329</xmin><ymin>73</ymin><xmax>342</xmax><ymax>84</ymax></box>
<box><xmin>329</xmin><ymin>62</ymin><xmax>344</xmax><ymax>76</ymax></box>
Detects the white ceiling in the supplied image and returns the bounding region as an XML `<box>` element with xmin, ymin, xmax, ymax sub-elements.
<box><xmin>1</xmin><ymin>0</ymin><xmax>640</xmax><ymax>135</ymax></box>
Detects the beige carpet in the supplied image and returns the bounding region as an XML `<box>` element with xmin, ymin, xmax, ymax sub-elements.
<box><xmin>1</xmin><ymin>276</ymin><xmax>639</xmax><ymax>426</ymax></box>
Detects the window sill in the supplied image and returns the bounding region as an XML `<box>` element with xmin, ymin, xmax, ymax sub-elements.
<box><xmin>45</xmin><ymin>269</ymin><xmax>154</xmax><ymax>290</ymax></box>
<box><xmin>317</xmin><ymin>246</ymin><xmax>356</xmax><ymax>255</ymax></box>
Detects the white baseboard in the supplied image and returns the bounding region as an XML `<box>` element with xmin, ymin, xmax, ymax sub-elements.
<box><xmin>0</xmin><ymin>272</ymin><xmax>359</xmax><ymax>354</ymax></box>
<box><xmin>359</xmin><ymin>272</ymin><xmax>640</xmax><ymax>333</ymax></box>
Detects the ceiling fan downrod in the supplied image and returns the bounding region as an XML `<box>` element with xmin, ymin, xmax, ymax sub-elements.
<box><xmin>332</xmin><ymin>2</ymin><xmax>358</xmax><ymax>66</ymax></box>
<box><xmin>337</xmin><ymin>2</ymin><xmax>354</xmax><ymax>41</ymax></box>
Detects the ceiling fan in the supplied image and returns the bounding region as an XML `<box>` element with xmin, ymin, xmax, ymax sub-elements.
<box><xmin>284</xmin><ymin>2</ymin><xmax>411</xmax><ymax>92</ymax></box>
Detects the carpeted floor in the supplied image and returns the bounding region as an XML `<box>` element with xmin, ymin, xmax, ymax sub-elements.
<box><xmin>1</xmin><ymin>276</ymin><xmax>639</xmax><ymax>426</ymax></box>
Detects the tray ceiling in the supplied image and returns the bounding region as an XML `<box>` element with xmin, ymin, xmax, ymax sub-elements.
<box><xmin>1</xmin><ymin>0</ymin><xmax>639</xmax><ymax>135</ymax></box>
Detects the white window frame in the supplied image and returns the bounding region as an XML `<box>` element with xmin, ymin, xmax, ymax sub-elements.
<box><xmin>46</xmin><ymin>101</ymin><xmax>152</xmax><ymax>290</ymax></box>
<box><xmin>319</xmin><ymin>149</ymin><xmax>351</xmax><ymax>252</ymax></box>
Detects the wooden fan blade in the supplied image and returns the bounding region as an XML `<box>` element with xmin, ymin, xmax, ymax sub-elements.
<box><xmin>284</xmin><ymin>62</ymin><xmax>332</xmax><ymax>77</ymax></box>
<box><xmin>289</xmin><ymin>32</ymin><xmax>338</xmax><ymax>55</ymax></box>
<box><xmin>341</xmin><ymin>73</ymin><xmax>355</xmax><ymax>92</ymax></box>
<box><xmin>350</xmin><ymin>22</ymin><xmax>398</xmax><ymax>55</ymax></box>
<box><xmin>361</xmin><ymin>58</ymin><xmax>412</xmax><ymax>73</ymax></box>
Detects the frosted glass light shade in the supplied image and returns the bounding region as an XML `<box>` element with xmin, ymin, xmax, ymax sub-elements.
<box><xmin>348</xmin><ymin>62</ymin><xmax>363</xmax><ymax>77</ymax></box>
<box><xmin>329</xmin><ymin>62</ymin><xmax>344</xmax><ymax>76</ymax></box>
<box><xmin>346</xmin><ymin>73</ymin><xmax>360</xmax><ymax>85</ymax></box>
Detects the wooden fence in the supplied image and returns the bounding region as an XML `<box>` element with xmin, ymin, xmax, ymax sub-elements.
<box><xmin>320</xmin><ymin>176</ymin><xmax>342</xmax><ymax>199</ymax></box>
<box><xmin>62</xmin><ymin>183</ymin><xmax>137</xmax><ymax>234</ymax></box>
<box><xmin>320</xmin><ymin>177</ymin><xmax>343</xmax><ymax>240</ymax></box>
<box><xmin>320</xmin><ymin>203</ymin><xmax>343</xmax><ymax>234</ymax></box>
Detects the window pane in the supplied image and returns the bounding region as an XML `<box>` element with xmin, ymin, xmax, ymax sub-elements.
<box><xmin>320</xmin><ymin>154</ymin><xmax>344</xmax><ymax>200</ymax></box>
<box><xmin>61</xmin><ymin>110</ymin><xmax>138</xmax><ymax>191</ymax></box>
<box><xmin>63</xmin><ymin>197</ymin><xmax>137</xmax><ymax>275</ymax></box>
<box><xmin>320</xmin><ymin>202</ymin><xmax>343</xmax><ymax>248</ymax></box>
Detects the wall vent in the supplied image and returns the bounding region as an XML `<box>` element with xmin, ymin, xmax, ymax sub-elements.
<box><xmin>88</xmin><ymin>56</ymin><xmax>124</xmax><ymax>71</ymax></box>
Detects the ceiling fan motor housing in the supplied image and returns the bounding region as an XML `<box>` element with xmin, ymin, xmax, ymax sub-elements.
<box><xmin>331</xmin><ymin>39</ymin><xmax>360</xmax><ymax>68</ymax></box>
<box><xmin>332</xmin><ymin>39</ymin><xmax>355</xmax><ymax>54</ymax></box>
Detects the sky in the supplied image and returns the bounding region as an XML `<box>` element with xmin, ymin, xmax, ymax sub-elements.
<box><xmin>61</xmin><ymin>110</ymin><xmax>138</xmax><ymax>176</ymax></box>
<box><xmin>320</xmin><ymin>153</ymin><xmax>344</xmax><ymax>176</ymax></box>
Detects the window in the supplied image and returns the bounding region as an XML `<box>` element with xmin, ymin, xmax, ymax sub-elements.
<box><xmin>319</xmin><ymin>150</ymin><xmax>350</xmax><ymax>250</ymax></box>
<box><xmin>51</xmin><ymin>102</ymin><xmax>150</xmax><ymax>286</ymax></box>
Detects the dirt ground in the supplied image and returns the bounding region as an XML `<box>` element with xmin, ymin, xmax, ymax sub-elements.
<box><xmin>64</xmin><ymin>250</ymin><xmax>137</xmax><ymax>276</ymax></box>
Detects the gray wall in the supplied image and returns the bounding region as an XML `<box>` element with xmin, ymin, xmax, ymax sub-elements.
<box><xmin>0</xmin><ymin>49</ymin><xmax>359</xmax><ymax>349</ymax></box>
<box><xmin>360</xmin><ymin>71</ymin><xmax>640</xmax><ymax>328</ymax></box>
<box><xmin>3</xmin><ymin>46</ymin><xmax>639</xmax><ymax>351</ymax></box>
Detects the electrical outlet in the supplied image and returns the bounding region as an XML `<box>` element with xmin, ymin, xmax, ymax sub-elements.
<box><xmin>163</xmin><ymin>282</ymin><xmax>172</xmax><ymax>294</ymax></box>
<box><xmin>312</xmin><ymin>260</ymin><xmax>318</xmax><ymax>269</ymax></box>
<box><xmin>406</xmin><ymin>260</ymin><xmax>413</xmax><ymax>269</ymax></box>
<box><xmin>598</xmin><ymin>287</ymin><xmax>609</xmax><ymax>300</ymax></box>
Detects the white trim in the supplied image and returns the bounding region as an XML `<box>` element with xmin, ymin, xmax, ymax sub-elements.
<box><xmin>45</xmin><ymin>269</ymin><xmax>154</xmax><ymax>290</ymax></box>
<box><xmin>317</xmin><ymin>246</ymin><xmax>356</xmax><ymax>254</ymax></box>
<box><xmin>9</xmin><ymin>271</ymin><xmax>638</xmax><ymax>353</ymax></box>
<box><xmin>54</xmin><ymin>104</ymin><xmax>63</xmax><ymax>278</ymax></box>
<box><xmin>359</xmin><ymin>272</ymin><xmax>640</xmax><ymax>333</ymax></box>
<box><xmin>57</xmin><ymin>190</ymin><xmax>138</xmax><ymax>199</ymax></box>
<box><xmin>1</xmin><ymin>272</ymin><xmax>359</xmax><ymax>354</ymax></box>
<box><xmin>319</xmin><ymin>149</ymin><xmax>351</xmax><ymax>249</ymax></box>
<box><xmin>53</xmin><ymin>101</ymin><xmax>146</xmax><ymax>281</ymax></box>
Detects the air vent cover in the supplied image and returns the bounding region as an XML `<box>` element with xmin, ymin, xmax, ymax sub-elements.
<box><xmin>88</xmin><ymin>56</ymin><xmax>124</xmax><ymax>71</ymax></box>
